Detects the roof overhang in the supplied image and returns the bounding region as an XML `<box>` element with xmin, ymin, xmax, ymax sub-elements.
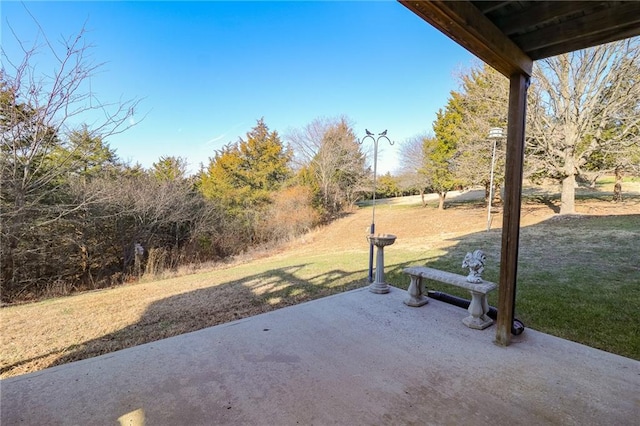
<box><xmin>399</xmin><ymin>1</ymin><xmax>640</xmax><ymax>78</ymax></box>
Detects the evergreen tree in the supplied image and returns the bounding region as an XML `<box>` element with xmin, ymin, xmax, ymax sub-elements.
<box><xmin>151</xmin><ymin>156</ymin><xmax>188</xmax><ymax>181</ymax></box>
<box><xmin>429</xmin><ymin>96</ymin><xmax>465</xmax><ymax>209</ymax></box>
<box><xmin>200</xmin><ymin>118</ymin><xmax>292</xmax><ymax>211</ymax></box>
<box><xmin>199</xmin><ymin>119</ymin><xmax>293</xmax><ymax>246</ymax></box>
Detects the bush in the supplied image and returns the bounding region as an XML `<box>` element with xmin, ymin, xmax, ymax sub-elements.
<box><xmin>258</xmin><ymin>186</ymin><xmax>320</xmax><ymax>243</ymax></box>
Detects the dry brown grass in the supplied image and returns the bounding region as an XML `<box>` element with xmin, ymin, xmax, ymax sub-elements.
<box><xmin>2</xmin><ymin>184</ymin><xmax>638</xmax><ymax>378</ymax></box>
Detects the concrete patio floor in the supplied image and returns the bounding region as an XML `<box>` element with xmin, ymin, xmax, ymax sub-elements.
<box><xmin>1</xmin><ymin>286</ymin><xmax>638</xmax><ymax>425</ymax></box>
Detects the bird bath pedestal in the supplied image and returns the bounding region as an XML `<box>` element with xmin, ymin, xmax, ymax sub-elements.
<box><xmin>367</xmin><ymin>234</ymin><xmax>397</xmax><ymax>294</ymax></box>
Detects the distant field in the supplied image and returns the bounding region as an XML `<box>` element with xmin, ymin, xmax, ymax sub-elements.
<box><xmin>1</xmin><ymin>183</ymin><xmax>639</xmax><ymax>378</ymax></box>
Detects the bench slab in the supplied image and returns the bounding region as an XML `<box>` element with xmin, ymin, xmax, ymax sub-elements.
<box><xmin>403</xmin><ymin>267</ymin><xmax>496</xmax><ymax>293</ymax></box>
<box><xmin>402</xmin><ymin>266</ymin><xmax>497</xmax><ymax>330</ymax></box>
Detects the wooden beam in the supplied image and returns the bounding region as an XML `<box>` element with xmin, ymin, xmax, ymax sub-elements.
<box><xmin>474</xmin><ymin>1</ymin><xmax>512</xmax><ymax>15</ymax></box>
<box><xmin>495</xmin><ymin>73</ymin><xmax>528</xmax><ymax>347</ymax></box>
<box><xmin>527</xmin><ymin>23</ymin><xmax>640</xmax><ymax>60</ymax></box>
<box><xmin>496</xmin><ymin>1</ymin><xmax>589</xmax><ymax>36</ymax></box>
<box><xmin>512</xmin><ymin>2</ymin><xmax>640</xmax><ymax>58</ymax></box>
<box><xmin>399</xmin><ymin>0</ymin><xmax>532</xmax><ymax>77</ymax></box>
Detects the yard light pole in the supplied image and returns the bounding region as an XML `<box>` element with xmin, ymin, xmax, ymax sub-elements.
<box><xmin>360</xmin><ymin>129</ymin><xmax>394</xmax><ymax>283</ymax></box>
<box><xmin>487</xmin><ymin>127</ymin><xmax>504</xmax><ymax>231</ymax></box>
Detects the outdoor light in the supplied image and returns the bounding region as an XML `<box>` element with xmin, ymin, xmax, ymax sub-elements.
<box><xmin>488</xmin><ymin>127</ymin><xmax>504</xmax><ymax>140</ymax></box>
<box><xmin>487</xmin><ymin>127</ymin><xmax>505</xmax><ymax>231</ymax></box>
<box><xmin>359</xmin><ymin>130</ymin><xmax>394</xmax><ymax>283</ymax></box>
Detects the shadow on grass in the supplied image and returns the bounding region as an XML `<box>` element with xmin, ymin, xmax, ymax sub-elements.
<box><xmin>525</xmin><ymin>194</ymin><xmax>561</xmax><ymax>213</ymax></box>
<box><xmin>9</xmin><ymin>254</ymin><xmax>425</xmax><ymax>374</ymax></box>
<box><xmin>6</xmin><ymin>256</ymin><xmax>393</xmax><ymax>373</ymax></box>
<box><xmin>32</xmin><ymin>265</ymin><xmax>360</xmax><ymax>370</ymax></box>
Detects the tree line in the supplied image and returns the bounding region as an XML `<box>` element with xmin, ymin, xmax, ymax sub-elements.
<box><xmin>0</xmin><ymin>26</ymin><xmax>370</xmax><ymax>303</ymax></box>
<box><xmin>1</xmin><ymin>100</ymin><xmax>369</xmax><ymax>303</ymax></box>
<box><xmin>398</xmin><ymin>38</ymin><xmax>640</xmax><ymax>213</ymax></box>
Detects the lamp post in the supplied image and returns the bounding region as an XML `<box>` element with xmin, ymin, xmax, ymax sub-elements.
<box><xmin>487</xmin><ymin>127</ymin><xmax>504</xmax><ymax>231</ymax></box>
<box><xmin>360</xmin><ymin>129</ymin><xmax>394</xmax><ymax>283</ymax></box>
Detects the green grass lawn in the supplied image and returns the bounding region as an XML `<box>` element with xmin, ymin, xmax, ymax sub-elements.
<box><xmin>384</xmin><ymin>214</ymin><xmax>640</xmax><ymax>360</ymax></box>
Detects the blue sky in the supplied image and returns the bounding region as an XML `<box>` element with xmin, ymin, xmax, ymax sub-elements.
<box><xmin>2</xmin><ymin>1</ymin><xmax>474</xmax><ymax>174</ymax></box>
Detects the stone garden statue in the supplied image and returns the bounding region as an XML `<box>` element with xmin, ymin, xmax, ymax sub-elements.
<box><xmin>462</xmin><ymin>249</ymin><xmax>486</xmax><ymax>283</ymax></box>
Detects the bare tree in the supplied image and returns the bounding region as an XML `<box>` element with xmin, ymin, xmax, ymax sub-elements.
<box><xmin>286</xmin><ymin>116</ymin><xmax>368</xmax><ymax>218</ymax></box>
<box><xmin>527</xmin><ymin>38</ymin><xmax>640</xmax><ymax>214</ymax></box>
<box><xmin>1</xmin><ymin>22</ymin><xmax>139</xmax><ymax>208</ymax></box>
<box><xmin>438</xmin><ymin>44</ymin><xmax>639</xmax><ymax>215</ymax></box>
<box><xmin>397</xmin><ymin>134</ymin><xmax>430</xmax><ymax>206</ymax></box>
<box><xmin>1</xmin><ymin>18</ymin><xmax>140</xmax><ymax>299</ymax></box>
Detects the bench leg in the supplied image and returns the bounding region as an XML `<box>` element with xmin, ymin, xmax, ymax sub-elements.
<box><xmin>404</xmin><ymin>275</ymin><xmax>428</xmax><ymax>307</ymax></box>
<box><xmin>462</xmin><ymin>291</ymin><xmax>493</xmax><ymax>330</ymax></box>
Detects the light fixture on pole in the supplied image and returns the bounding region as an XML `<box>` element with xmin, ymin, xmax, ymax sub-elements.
<box><xmin>487</xmin><ymin>127</ymin><xmax>504</xmax><ymax>231</ymax></box>
<box><xmin>360</xmin><ymin>129</ymin><xmax>394</xmax><ymax>283</ymax></box>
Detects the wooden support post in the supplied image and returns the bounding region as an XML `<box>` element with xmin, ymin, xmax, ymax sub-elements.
<box><xmin>495</xmin><ymin>73</ymin><xmax>529</xmax><ymax>346</ymax></box>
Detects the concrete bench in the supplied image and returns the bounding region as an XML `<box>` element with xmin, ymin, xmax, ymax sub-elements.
<box><xmin>402</xmin><ymin>266</ymin><xmax>497</xmax><ymax>330</ymax></box>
